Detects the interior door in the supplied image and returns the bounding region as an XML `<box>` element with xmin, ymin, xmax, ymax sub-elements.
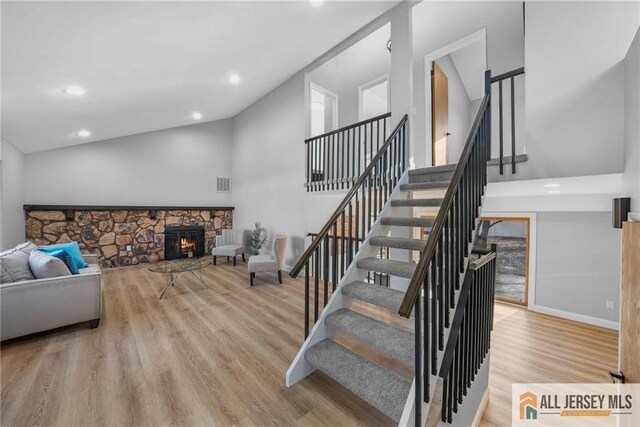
<box><xmin>431</xmin><ymin>61</ymin><xmax>449</xmax><ymax>166</ymax></box>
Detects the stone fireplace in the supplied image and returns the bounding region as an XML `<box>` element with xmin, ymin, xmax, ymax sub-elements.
<box><xmin>164</xmin><ymin>226</ymin><xmax>205</xmax><ymax>260</ymax></box>
<box><xmin>24</xmin><ymin>206</ymin><xmax>233</xmax><ymax>268</ymax></box>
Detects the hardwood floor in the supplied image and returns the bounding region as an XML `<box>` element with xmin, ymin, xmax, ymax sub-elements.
<box><xmin>1</xmin><ymin>263</ymin><xmax>618</xmax><ymax>426</ymax></box>
<box><xmin>479</xmin><ymin>303</ymin><xmax>618</xmax><ymax>427</ymax></box>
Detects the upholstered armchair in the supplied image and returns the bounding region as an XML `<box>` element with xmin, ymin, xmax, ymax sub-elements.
<box><xmin>212</xmin><ymin>229</ymin><xmax>247</xmax><ymax>266</ymax></box>
<box><xmin>247</xmin><ymin>235</ymin><xmax>287</xmax><ymax>285</ymax></box>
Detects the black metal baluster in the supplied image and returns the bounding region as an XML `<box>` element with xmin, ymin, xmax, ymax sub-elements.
<box><xmin>341</xmin><ymin>211</ymin><xmax>346</xmax><ymax>278</ymax></box>
<box><xmin>323</xmin><ymin>235</ymin><xmax>329</xmax><ymax>306</ymax></box>
<box><xmin>304</xmin><ymin>260</ymin><xmax>309</xmax><ymax>337</ymax></box>
<box><xmin>414</xmin><ymin>297</ymin><xmax>422</xmax><ymax>427</ymax></box>
<box><xmin>424</xmin><ymin>271</ymin><xmax>430</xmax><ymax>402</ymax></box>
<box><xmin>314</xmin><ymin>248</ymin><xmax>319</xmax><ymax>322</ymax></box>
<box><xmin>499</xmin><ymin>80</ymin><xmax>504</xmax><ymax>175</ymax></box>
<box><xmin>511</xmin><ymin>76</ymin><xmax>516</xmax><ymax>174</ymax></box>
<box><xmin>438</xmin><ymin>241</ymin><xmax>444</xmax><ymax>351</ymax></box>
<box><xmin>431</xmin><ymin>260</ymin><xmax>438</xmax><ymax>374</ymax></box>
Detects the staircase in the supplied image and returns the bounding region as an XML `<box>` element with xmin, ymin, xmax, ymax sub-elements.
<box><xmin>287</xmin><ymin>71</ymin><xmax>496</xmax><ymax>426</ymax></box>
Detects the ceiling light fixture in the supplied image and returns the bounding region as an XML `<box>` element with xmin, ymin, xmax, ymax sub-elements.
<box><xmin>63</xmin><ymin>85</ymin><xmax>85</xmax><ymax>96</ymax></box>
<box><xmin>309</xmin><ymin>0</ymin><xmax>324</xmax><ymax>7</ymax></box>
<box><xmin>544</xmin><ymin>183</ymin><xmax>561</xmax><ymax>188</ymax></box>
<box><xmin>229</xmin><ymin>74</ymin><xmax>241</xmax><ymax>85</ymax></box>
<box><xmin>77</xmin><ymin>129</ymin><xmax>91</xmax><ymax>138</ymax></box>
<box><xmin>192</xmin><ymin>111</ymin><xmax>203</xmax><ymax>120</ymax></box>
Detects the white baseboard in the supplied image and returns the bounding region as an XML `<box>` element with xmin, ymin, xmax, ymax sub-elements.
<box><xmin>529</xmin><ymin>304</ymin><xmax>619</xmax><ymax>330</ymax></box>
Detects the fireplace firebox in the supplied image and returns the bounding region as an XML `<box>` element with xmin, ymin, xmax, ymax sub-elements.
<box><xmin>165</xmin><ymin>226</ymin><xmax>205</xmax><ymax>260</ymax></box>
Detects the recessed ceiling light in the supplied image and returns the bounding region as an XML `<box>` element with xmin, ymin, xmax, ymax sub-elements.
<box><xmin>229</xmin><ymin>74</ymin><xmax>241</xmax><ymax>85</ymax></box>
<box><xmin>544</xmin><ymin>183</ymin><xmax>561</xmax><ymax>188</ymax></box>
<box><xmin>77</xmin><ymin>129</ymin><xmax>91</xmax><ymax>138</ymax></box>
<box><xmin>63</xmin><ymin>85</ymin><xmax>85</xmax><ymax>96</ymax></box>
<box><xmin>548</xmin><ymin>190</ymin><xmax>561</xmax><ymax>194</ymax></box>
<box><xmin>192</xmin><ymin>111</ymin><xmax>203</xmax><ymax>120</ymax></box>
<box><xmin>309</xmin><ymin>0</ymin><xmax>324</xmax><ymax>7</ymax></box>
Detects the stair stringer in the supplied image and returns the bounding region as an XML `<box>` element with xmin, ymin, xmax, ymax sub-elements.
<box><xmin>285</xmin><ymin>171</ymin><xmax>411</xmax><ymax>387</ymax></box>
<box><xmin>398</xmin><ymin>195</ymin><xmax>488</xmax><ymax>427</ymax></box>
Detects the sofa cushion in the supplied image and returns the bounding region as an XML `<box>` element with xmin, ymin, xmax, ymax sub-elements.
<box><xmin>0</xmin><ymin>249</ymin><xmax>36</xmax><ymax>283</ymax></box>
<box><xmin>39</xmin><ymin>241</ymin><xmax>88</xmax><ymax>268</ymax></box>
<box><xmin>48</xmin><ymin>249</ymin><xmax>80</xmax><ymax>274</ymax></box>
<box><xmin>28</xmin><ymin>250</ymin><xmax>71</xmax><ymax>279</ymax></box>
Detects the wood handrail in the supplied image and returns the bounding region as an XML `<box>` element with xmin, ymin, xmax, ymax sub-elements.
<box><xmin>397</xmin><ymin>96</ymin><xmax>490</xmax><ymax>318</ymax></box>
<box><xmin>304</xmin><ymin>112</ymin><xmax>391</xmax><ymax>144</ymax></box>
<box><xmin>470</xmin><ymin>251</ymin><xmax>496</xmax><ymax>270</ymax></box>
<box><xmin>290</xmin><ymin>114</ymin><xmax>408</xmax><ymax>277</ymax></box>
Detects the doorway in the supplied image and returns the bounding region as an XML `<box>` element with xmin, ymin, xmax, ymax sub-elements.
<box><xmin>358</xmin><ymin>75</ymin><xmax>389</xmax><ymax>121</ymax></box>
<box><xmin>431</xmin><ymin>62</ymin><xmax>449</xmax><ymax>166</ymax></box>
<box><xmin>310</xmin><ymin>83</ymin><xmax>338</xmax><ymax>137</ymax></box>
<box><xmin>474</xmin><ymin>217</ymin><xmax>531</xmax><ymax>306</ymax></box>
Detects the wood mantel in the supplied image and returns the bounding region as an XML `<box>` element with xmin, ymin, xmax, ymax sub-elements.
<box><xmin>24</xmin><ymin>205</ymin><xmax>234</xmax><ymax>220</ymax></box>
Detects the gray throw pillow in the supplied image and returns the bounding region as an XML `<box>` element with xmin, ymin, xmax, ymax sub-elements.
<box><xmin>28</xmin><ymin>250</ymin><xmax>71</xmax><ymax>279</ymax></box>
<box><xmin>1</xmin><ymin>249</ymin><xmax>36</xmax><ymax>283</ymax></box>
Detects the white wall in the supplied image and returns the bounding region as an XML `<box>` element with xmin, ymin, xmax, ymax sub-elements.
<box><xmin>523</xmin><ymin>1</ymin><xmax>640</xmax><ymax>181</ymax></box>
<box><xmin>412</xmin><ymin>1</ymin><xmax>525</xmax><ymax>168</ymax></box>
<box><xmin>623</xmin><ymin>28</ymin><xmax>640</xmax><ymax>212</ymax></box>
<box><xmin>232</xmin><ymin>72</ymin><xmax>346</xmax><ymax>268</ymax></box>
<box><xmin>308</xmin><ymin>24</ymin><xmax>391</xmax><ymax>130</ymax></box>
<box><xmin>24</xmin><ymin>120</ymin><xmax>233</xmax><ymax>206</ymax></box>
<box><xmin>1</xmin><ymin>138</ymin><xmax>25</xmax><ymax>250</ymax></box>
<box><xmin>434</xmin><ymin>54</ymin><xmax>472</xmax><ymax>164</ymax></box>
<box><xmin>534</xmin><ymin>211</ymin><xmax>621</xmax><ymax>328</ymax></box>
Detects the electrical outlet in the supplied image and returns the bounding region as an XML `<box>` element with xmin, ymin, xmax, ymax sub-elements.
<box><xmin>126</xmin><ymin>244</ymin><xmax>132</xmax><ymax>251</ymax></box>
<box><xmin>606</xmin><ymin>300</ymin><xmax>615</xmax><ymax>309</ymax></box>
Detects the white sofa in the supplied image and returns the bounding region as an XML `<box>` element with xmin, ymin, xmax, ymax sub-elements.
<box><xmin>0</xmin><ymin>253</ymin><xmax>102</xmax><ymax>341</ymax></box>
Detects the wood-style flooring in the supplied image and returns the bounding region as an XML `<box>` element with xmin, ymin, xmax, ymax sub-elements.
<box><xmin>1</xmin><ymin>262</ymin><xmax>618</xmax><ymax>426</ymax></box>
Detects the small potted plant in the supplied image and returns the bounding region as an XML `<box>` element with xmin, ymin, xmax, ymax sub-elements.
<box><xmin>249</xmin><ymin>222</ymin><xmax>266</xmax><ymax>256</ymax></box>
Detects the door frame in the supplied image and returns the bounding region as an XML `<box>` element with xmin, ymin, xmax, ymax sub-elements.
<box><xmin>309</xmin><ymin>82</ymin><xmax>339</xmax><ymax>137</ymax></box>
<box><xmin>423</xmin><ymin>29</ymin><xmax>486</xmax><ymax>167</ymax></box>
<box><xmin>480</xmin><ymin>211</ymin><xmax>537</xmax><ymax>311</ymax></box>
<box><xmin>358</xmin><ymin>74</ymin><xmax>390</xmax><ymax>121</ymax></box>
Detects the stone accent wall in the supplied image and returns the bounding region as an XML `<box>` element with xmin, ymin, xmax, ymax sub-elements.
<box><xmin>25</xmin><ymin>209</ymin><xmax>233</xmax><ymax>268</ymax></box>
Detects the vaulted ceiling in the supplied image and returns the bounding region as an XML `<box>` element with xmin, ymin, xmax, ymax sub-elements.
<box><xmin>1</xmin><ymin>1</ymin><xmax>399</xmax><ymax>153</ymax></box>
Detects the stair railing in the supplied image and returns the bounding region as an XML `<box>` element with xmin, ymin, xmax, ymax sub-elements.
<box><xmin>491</xmin><ymin>67</ymin><xmax>524</xmax><ymax>175</ymax></box>
<box><xmin>439</xmin><ymin>247</ymin><xmax>496</xmax><ymax>423</ymax></box>
<box><xmin>305</xmin><ymin>112</ymin><xmax>391</xmax><ymax>192</ymax></box>
<box><xmin>399</xmin><ymin>70</ymin><xmax>492</xmax><ymax>425</ymax></box>
<box><xmin>291</xmin><ymin>114</ymin><xmax>408</xmax><ymax>338</ymax></box>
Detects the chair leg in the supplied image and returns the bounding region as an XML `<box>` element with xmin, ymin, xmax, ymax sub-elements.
<box><xmin>242</xmin><ymin>253</ymin><xmax>246</xmax><ymax>262</ymax></box>
<box><xmin>234</xmin><ymin>256</ymin><xmax>237</xmax><ymax>266</ymax></box>
<box><xmin>278</xmin><ymin>270</ymin><xmax>282</xmax><ymax>284</ymax></box>
<box><xmin>89</xmin><ymin>318</ymin><xmax>100</xmax><ymax>329</ymax></box>
<box><xmin>227</xmin><ymin>256</ymin><xmax>229</xmax><ymax>262</ymax></box>
<box><xmin>250</xmin><ymin>272</ymin><xmax>255</xmax><ymax>286</ymax></box>
<box><xmin>213</xmin><ymin>256</ymin><xmax>217</xmax><ymax>266</ymax></box>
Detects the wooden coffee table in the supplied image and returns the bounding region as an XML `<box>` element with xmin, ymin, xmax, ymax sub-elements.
<box><xmin>149</xmin><ymin>257</ymin><xmax>210</xmax><ymax>299</ymax></box>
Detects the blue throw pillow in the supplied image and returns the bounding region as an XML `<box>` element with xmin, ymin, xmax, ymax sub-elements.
<box><xmin>39</xmin><ymin>241</ymin><xmax>88</xmax><ymax>268</ymax></box>
<box><xmin>46</xmin><ymin>249</ymin><xmax>79</xmax><ymax>274</ymax></box>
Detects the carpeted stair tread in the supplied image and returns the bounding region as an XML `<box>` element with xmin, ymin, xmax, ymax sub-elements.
<box><xmin>400</xmin><ymin>181</ymin><xmax>450</xmax><ymax>191</ymax></box>
<box><xmin>356</xmin><ymin>258</ymin><xmax>416</xmax><ymax>279</ymax></box>
<box><xmin>370</xmin><ymin>236</ymin><xmax>427</xmax><ymax>251</ymax></box>
<box><xmin>342</xmin><ymin>281</ymin><xmax>406</xmax><ymax>312</ymax></box>
<box><xmin>409</xmin><ymin>164</ymin><xmax>456</xmax><ymax>175</ymax></box>
<box><xmin>381</xmin><ymin>216</ymin><xmax>436</xmax><ymax>228</ymax></box>
<box><xmin>391</xmin><ymin>198</ymin><xmax>443</xmax><ymax>207</ymax></box>
<box><xmin>305</xmin><ymin>339</ymin><xmax>411</xmax><ymax>422</ymax></box>
<box><xmin>326</xmin><ymin>309</ymin><xmax>415</xmax><ymax>367</ymax></box>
